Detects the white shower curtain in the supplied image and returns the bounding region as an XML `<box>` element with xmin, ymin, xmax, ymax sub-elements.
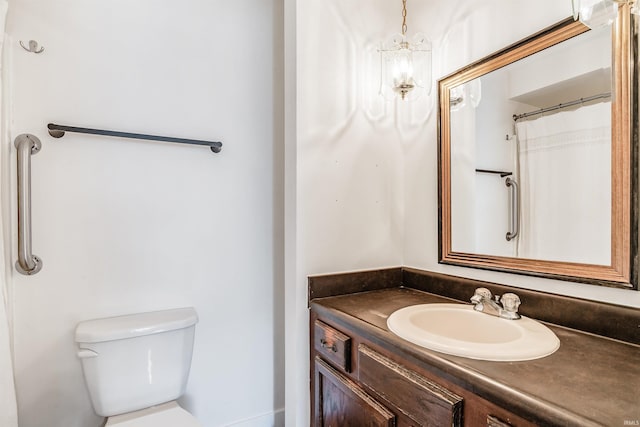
<box><xmin>0</xmin><ymin>1</ymin><xmax>18</xmax><ymax>426</ymax></box>
<box><xmin>515</xmin><ymin>101</ymin><xmax>611</xmax><ymax>265</ymax></box>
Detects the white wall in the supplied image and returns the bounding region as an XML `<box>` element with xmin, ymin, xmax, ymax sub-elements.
<box><xmin>292</xmin><ymin>0</ymin><xmax>415</xmax><ymax>424</ymax></box>
<box><xmin>5</xmin><ymin>1</ymin><xmax>284</xmax><ymax>426</ymax></box>
<box><xmin>283</xmin><ymin>0</ymin><xmax>301</xmax><ymax>425</ymax></box>
<box><xmin>292</xmin><ymin>0</ymin><xmax>640</xmax><ymax>425</ymax></box>
<box><xmin>508</xmin><ymin>24</ymin><xmax>612</xmax><ymax>104</ymax></box>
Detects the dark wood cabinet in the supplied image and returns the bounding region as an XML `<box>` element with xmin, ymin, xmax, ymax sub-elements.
<box><xmin>311</xmin><ymin>310</ymin><xmax>536</xmax><ymax>427</ymax></box>
<box><xmin>314</xmin><ymin>357</ymin><xmax>395</xmax><ymax>427</ymax></box>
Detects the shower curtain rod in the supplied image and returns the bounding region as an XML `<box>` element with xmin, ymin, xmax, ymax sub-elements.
<box><xmin>47</xmin><ymin>123</ymin><xmax>223</xmax><ymax>153</ymax></box>
<box><xmin>512</xmin><ymin>92</ymin><xmax>611</xmax><ymax>122</ymax></box>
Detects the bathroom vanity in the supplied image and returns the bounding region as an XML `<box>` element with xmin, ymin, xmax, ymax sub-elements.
<box><xmin>309</xmin><ymin>268</ymin><xmax>640</xmax><ymax>427</ymax></box>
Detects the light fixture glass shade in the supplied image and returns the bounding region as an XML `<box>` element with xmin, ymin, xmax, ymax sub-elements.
<box><xmin>572</xmin><ymin>0</ymin><xmax>619</xmax><ymax>28</ymax></box>
<box><xmin>379</xmin><ymin>32</ymin><xmax>432</xmax><ymax>101</ymax></box>
<box><xmin>449</xmin><ymin>85</ymin><xmax>466</xmax><ymax>112</ymax></box>
<box><xmin>449</xmin><ymin>80</ymin><xmax>482</xmax><ymax>112</ymax></box>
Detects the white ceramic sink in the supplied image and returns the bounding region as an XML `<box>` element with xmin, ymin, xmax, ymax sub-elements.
<box><xmin>387</xmin><ymin>303</ymin><xmax>560</xmax><ymax>361</ymax></box>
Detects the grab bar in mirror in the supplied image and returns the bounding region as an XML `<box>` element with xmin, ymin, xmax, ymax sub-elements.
<box><xmin>505</xmin><ymin>177</ymin><xmax>519</xmax><ymax>242</ymax></box>
<box><xmin>15</xmin><ymin>134</ymin><xmax>43</xmax><ymax>275</ymax></box>
<box><xmin>47</xmin><ymin>123</ymin><xmax>223</xmax><ymax>153</ymax></box>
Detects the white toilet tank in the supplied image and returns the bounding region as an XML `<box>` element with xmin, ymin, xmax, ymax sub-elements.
<box><xmin>75</xmin><ymin>308</ymin><xmax>198</xmax><ymax>417</ymax></box>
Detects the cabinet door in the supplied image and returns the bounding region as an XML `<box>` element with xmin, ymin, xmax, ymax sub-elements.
<box><xmin>314</xmin><ymin>357</ymin><xmax>396</xmax><ymax>427</ymax></box>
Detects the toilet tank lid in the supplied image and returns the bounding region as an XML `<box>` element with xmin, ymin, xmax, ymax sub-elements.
<box><xmin>75</xmin><ymin>307</ymin><xmax>198</xmax><ymax>343</ymax></box>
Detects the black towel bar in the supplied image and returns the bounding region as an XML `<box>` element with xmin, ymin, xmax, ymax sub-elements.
<box><xmin>47</xmin><ymin>123</ymin><xmax>222</xmax><ymax>153</ymax></box>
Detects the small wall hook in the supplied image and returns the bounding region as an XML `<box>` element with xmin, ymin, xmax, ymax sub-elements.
<box><xmin>19</xmin><ymin>40</ymin><xmax>44</xmax><ymax>54</ymax></box>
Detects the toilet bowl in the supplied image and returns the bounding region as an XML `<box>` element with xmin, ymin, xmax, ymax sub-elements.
<box><xmin>75</xmin><ymin>308</ymin><xmax>202</xmax><ymax>426</ymax></box>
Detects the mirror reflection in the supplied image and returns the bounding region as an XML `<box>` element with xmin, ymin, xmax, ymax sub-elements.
<box><xmin>438</xmin><ymin>11</ymin><xmax>636</xmax><ymax>288</ymax></box>
<box><xmin>449</xmin><ymin>25</ymin><xmax>612</xmax><ymax>265</ymax></box>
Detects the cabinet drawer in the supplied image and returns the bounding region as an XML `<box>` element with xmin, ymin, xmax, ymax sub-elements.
<box><xmin>358</xmin><ymin>345</ymin><xmax>463</xmax><ymax>426</ymax></box>
<box><xmin>314</xmin><ymin>320</ymin><xmax>352</xmax><ymax>372</ymax></box>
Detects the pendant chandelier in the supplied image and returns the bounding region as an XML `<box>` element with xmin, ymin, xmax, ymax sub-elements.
<box><xmin>379</xmin><ymin>0</ymin><xmax>432</xmax><ymax>101</ymax></box>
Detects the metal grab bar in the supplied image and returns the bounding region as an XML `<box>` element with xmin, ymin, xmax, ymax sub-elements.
<box><xmin>505</xmin><ymin>177</ymin><xmax>519</xmax><ymax>242</ymax></box>
<box><xmin>15</xmin><ymin>134</ymin><xmax>43</xmax><ymax>275</ymax></box>
<box><xmin>47</xmin><ymin>123</ymin><xmax>223</xmax><ymax>153</ymax></box>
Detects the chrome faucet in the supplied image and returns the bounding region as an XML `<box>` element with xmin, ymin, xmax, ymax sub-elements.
<box><xmin>470</xmin><ymin>287</ymin><xmax>521</xmax><ymax>320</ymax></box>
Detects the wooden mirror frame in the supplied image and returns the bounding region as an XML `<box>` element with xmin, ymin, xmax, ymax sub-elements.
<box><xmin>438</xmin><ymin>8</ymin><xmax>638</xmax><ymax>289</ymax></box>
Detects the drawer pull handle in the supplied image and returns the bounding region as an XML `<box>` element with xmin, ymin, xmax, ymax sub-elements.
<box><xmin>487</xmin><ymin>414</ymin><xmax>512</xmax><ymax>427</ymax></box>
<box><xmin>320</xmin><ymin>338</ymin><xmax>337</xmax><ymax>352</ymax></box>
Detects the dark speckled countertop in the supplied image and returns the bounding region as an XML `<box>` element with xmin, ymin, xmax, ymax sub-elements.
<box><xmin>311</xmin><ymin>287</ymin><xmax>640</xmax><ymax>427</ymax></box>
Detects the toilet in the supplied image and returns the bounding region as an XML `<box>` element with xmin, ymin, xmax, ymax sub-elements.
<box><xmin>75</xmin><ymin>307</ymin><xmax>201</xmax><ymax>426</ymax></box>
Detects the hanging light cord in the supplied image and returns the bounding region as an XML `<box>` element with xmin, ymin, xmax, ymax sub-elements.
<box><xmin>401</xmin><ymin>0</ymin><xmax>408</xmax><ymax>35</ymax></box>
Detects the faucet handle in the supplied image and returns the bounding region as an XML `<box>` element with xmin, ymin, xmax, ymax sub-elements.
<box><xmin>501</xmin><ymin>293</ymin><xmax>521</xmax><ymax>313</ymax></box>
<box><xmin>474</xmin><ymin>287</ymin><xmax>492</xmax><ymax>299</ymax></box>
<box><xmin>470</xmin><ymin>287</ymin><xmax>492</xmax><ymax>305</ymax></box>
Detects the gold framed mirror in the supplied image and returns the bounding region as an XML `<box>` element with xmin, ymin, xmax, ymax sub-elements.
<box><xmin>438</xmin><ymin>6</ymin><xmax>638</xmax><ymax>289</ymax></box>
